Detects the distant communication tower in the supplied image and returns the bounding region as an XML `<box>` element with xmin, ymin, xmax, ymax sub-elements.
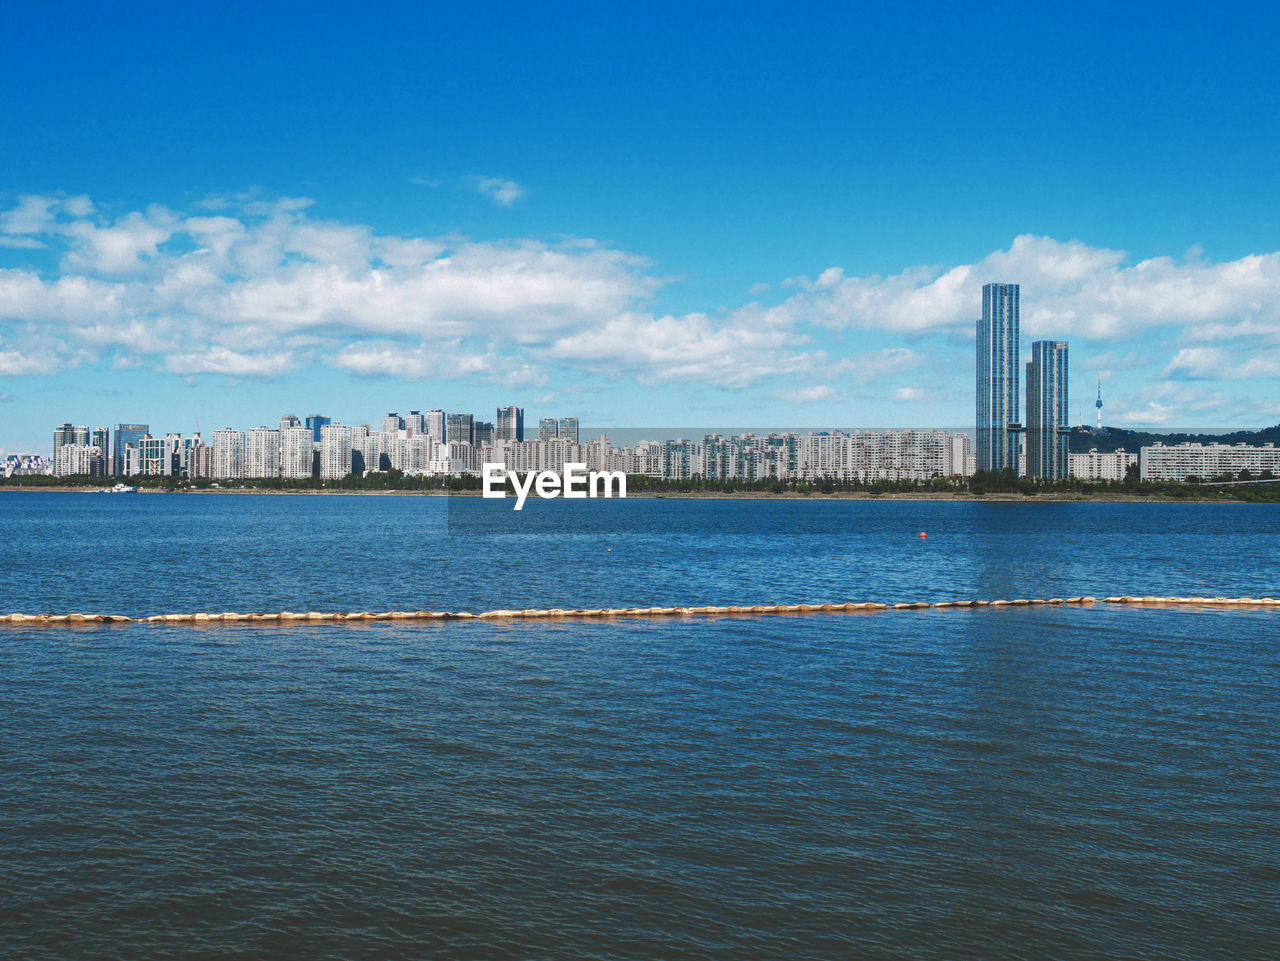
<box><xmin>1095</xmin><ymin>379</ymin><xmax>1103</xmax><ymax>430</ymax></box>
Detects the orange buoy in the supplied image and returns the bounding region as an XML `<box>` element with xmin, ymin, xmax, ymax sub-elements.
<box><xmin>920</xmin><ymin>531</ymin><xmax>927</xmax><ymax>539</ymax></box>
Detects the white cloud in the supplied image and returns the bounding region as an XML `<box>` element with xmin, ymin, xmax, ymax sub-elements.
<box><xmin>471</xmin><ymin>176</ymin><xmax>526</xmax><ymax>207</ymax></box>
<box><xmin>2</xmin><ymin>195</ymin><xmax>1280</xmax><ymax>422</ymax></box>
<box><xmin>0</xmin><ymin>347</ymin><xmax>61</xmax><ymax>376</ymax></box>
<box><xmin>541</xmin><ymin>310</ymin><xmax>811</xmax><ymax>388</ymax></box>
<box><xmin>164</xmin><ymin>346</ymin><xmax>297</xmax><ymax>377</ymax></box>
<box><xmin>0</xmin><ymin>236</ymin><xmax>44</xmax><ymax>249</ymax></box>
<box><xmin>64</xmin><ymin>208</ymin><xmax>176</xmax><ymax>274</ymax></box>
<box><xmin>777</xmin><ymin>385</ymin><xmax>839</xmax><ymax>404</ymax></box>
<box><xmin>1164</xmin><ymin>346</ymin><xmax>1280</xmax><ymax>381</ymax></box>
<box><xmin>1106</xmin><ymin>382</ymin><xmax>1238</xmax><ymax>425</ymax></box>
<box><xmin>768</xmin><ymin>234</ymin><xmax>1280</xmax><ymax>343</ymax></box>
<box><xmin>839</xmin><ymin>347</ymin><xmax>924</xmax><ymax>382</ymax></box>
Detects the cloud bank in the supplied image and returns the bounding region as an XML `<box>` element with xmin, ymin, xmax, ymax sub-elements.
<box><xmin>1</xmin><ymin>193</ymin><xmax>1278</xmax><ymax>422</ymax></box>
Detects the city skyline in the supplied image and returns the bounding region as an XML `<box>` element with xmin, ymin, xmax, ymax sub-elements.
<box><xmin>3</xmin><ymin>5</ymin><xmax>1280</xmax><ymax>454</ymax></box>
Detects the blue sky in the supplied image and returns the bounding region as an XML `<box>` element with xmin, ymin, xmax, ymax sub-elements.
<box><xmin>3</xmin><ymin>1</ymin><xmax>1280</xmax><ymax>453</ymax></box>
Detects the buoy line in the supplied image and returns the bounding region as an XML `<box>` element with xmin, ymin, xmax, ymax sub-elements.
<box><xmin>0</xmin><ymin>596</ymin><xmax>1277</xmax><ymax>626</ymax></box>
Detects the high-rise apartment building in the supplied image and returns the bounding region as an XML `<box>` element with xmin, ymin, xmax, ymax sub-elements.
<box><xmin>305</xmin><ymin>414</ymin><xmax>331</xmax><ymax>444</ymax></box>
<box><xmin>279</xmin><ymin>426</ymin><xmax>315</xmax><ymax>478</ymax></box>
<box><xmin>279</xmin><ymin>413</ymin><xmax>302</xmax><ymax>430</ymax></box>
<box><xmin>538</xmin><ymin>417</ymin><xmax>558</xmax><ymax>441</ymax></box>
<box><xmin>53</xmin><ymin>423</ymin><xmax>90</xmax><ymax>453</ymax></box>
<box><xmin>382</xmin><ymin>412</ymin><xmax>405</xmax><ymax>434</ymax></box>
<box><xmin>319</xmin><ymin>424</ymin><xmax>357</xmax><ymax>480</ymax></box>
<box><xmin>975</xmin><ymin>283</ymin><xmax>1020</xmax><ymax>473</ymax></box>
<box><xmin>405</xmin><ymin>411</ymin><xmax>426</xmax><ymax>436</ymax></box>
<box><xmin>557</xmin><ymin>417</ymin><xmax>579</xmax><ymax>444</ymax></box>
<box><xmin>426</xmin><ymin>409</ymin><xmax>446</xmax><ymax>444</ymax></box>
<box><xmin>53</xmin><ymin>444</ymin><xmax>104</xmax><ymax>477</ymax></box>
<box><xmin>187</xmin><ymin>442</ymin><xmax>213</xmax><ymax>479</ymax></box>
<box><xmin>1025</xmin><ymin>341</ymin><xmax>1069</xmax><ymax>480</ymax></box>
<box><xmin>245</xmin><ymin>427</ymin><xmax>282</xmax><ymax>478</ymax></box>
<box><xmin>496</xmin><ymin>406</ymin><xmax>524</xmax><ymax>442</ymax></box>
<box><xmin>91</xmin><ymin>428</ymin><xmax>110</xmax><ymax>470</ymax></box>
<box><xmin>446</xmin><ymin>412</ymin><xmax>475</xmax><ymax>446</ymax></box>
<box><xmin>212</xmin><ymin>429</ymin><xmax>246</xmax><ymax>480</ymax></box>
<box><xmin>51</xmin><ymin>422</ymin><xmax>95</xmax><ymax>476</ymax></box>
<box><xmin>474</xmin><ymin>421</ymin><xmax>495</xmax><ymax>447</ymax></box>
<box><xmin>112</xmin><ymin>424</ymin><xmax>149</xmax><ymax>476</ymax></box>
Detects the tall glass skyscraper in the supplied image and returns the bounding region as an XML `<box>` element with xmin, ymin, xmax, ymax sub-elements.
<box><xmin>111</xmin><ymin>423</ymin><xmax>149</xmax><ymax>476</ymax></box>
<box><xmin>305</xmin><ymin>414</ymin><xmax>331</xmax><ymax>444</ymax></box>
<box><xmin>975</xmin><ymin>283</ymin><xmax>1020</xmax><ymax>473</ymax></box>
<box><xmin>1026</xmin><ymin>340</ymin><xmax>1069</xmax><ymax>479</ymax></box>
<box><xmin>496</xmin><ymin>406</ymin><xmax>524</xmax><ymax>442</ymax></box>
<box><xmin>446</xmin><ymin>412</ymin><xmax>475</xmax><ymax>445</ymax></box>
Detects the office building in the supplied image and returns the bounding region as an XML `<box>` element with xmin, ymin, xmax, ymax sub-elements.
<box><xmin>474</xmin><ymin>421</ymin><xmax>495</xmax><ymax>447</ymax></box>
<box><xmin>496</xmin><ymin>406</ymin><xmax>524</xmax><ymax>442</ymax></box>
<box><xmin>557</xmin><ymin>417</ymin><xmax>579</xmax><ymax>444</ymax></box>
<box><xmin>1025</xmin><ymin>340</ymin><xmax>1069</xmax><ymax>480</ymax></box>
<box><xmin>446</xmin><ymin>412</ymin><xmax>474</xmax><ymax>446</ymax></box>
<box><xmin>91</xmin><ymin>428</ymin><xmax>110</xmax><ymax>470</ymax></box>
<box><xmin>538</xmin><ymin>417</ymin><xmax>558</xmax><ymax>441</ymax></box>
<box><xmin>305</xmin><ymin>414</ymin><xmax>331</xmax><ymax>444</ymax></box>
<box><xmin>975</xmin><ymin>283</ymin><xmax>1020</xmax><ymax>473</ymax></box>
<box><xmin>112</xmin><ymin>424</ymin><xmax>149</xmax><ymax>476</ymax></box>
<box><xmin>139</xmin><ymin>434</ymin><xmax>182</xmax><ymax>475</ymax></box>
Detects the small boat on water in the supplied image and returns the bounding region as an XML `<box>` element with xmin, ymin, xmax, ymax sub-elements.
<box><xmin>97</xmin><ymin>483</ymin><xmax>138</xmax><ymax>493</ymax></box>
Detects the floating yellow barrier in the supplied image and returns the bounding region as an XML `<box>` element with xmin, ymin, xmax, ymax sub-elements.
<box><xmin>1</xmin><ymin>595</ymin><xmax>1277</xmax><ymax>626</ymax></box>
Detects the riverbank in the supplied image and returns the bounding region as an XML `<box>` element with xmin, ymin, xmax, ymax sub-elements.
<box><xmin>0</xmin><ymin>485</ymin><xmax>1262</xmax><ymax>503</ymax></box>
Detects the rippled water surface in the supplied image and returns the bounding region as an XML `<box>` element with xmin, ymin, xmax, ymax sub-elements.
<box><xmin>2</xmin><ymin>493</ymin><xmax>1278</xmax><ymax>959</ymax></box>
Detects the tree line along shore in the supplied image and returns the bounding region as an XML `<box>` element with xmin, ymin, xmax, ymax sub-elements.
<box><xmin>4</xmin><ymin>469</ymin><xmax>1280</xmax><ymax>502</ymax></box>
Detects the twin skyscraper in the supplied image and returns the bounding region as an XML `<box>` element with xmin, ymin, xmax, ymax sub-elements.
<box><xmin>975</xmin><ymin>283</ymin><xmax>1069</xmax><ymax>478</ymax></box>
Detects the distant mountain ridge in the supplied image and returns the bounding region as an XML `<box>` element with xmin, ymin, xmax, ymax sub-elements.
<box><xmin>1068</xmin><ymin>424</ymin><xmax>1280</xmax><ymax>454</ymax></box>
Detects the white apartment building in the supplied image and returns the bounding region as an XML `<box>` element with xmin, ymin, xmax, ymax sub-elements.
<box><xmin>245</xmin><ymin>428</ymin><xmax>281</xmax><ymax>478</ymax></box>
<box><xmin>361</xmin><ymin>429</ymin><xmax>397</xmax><ymax>473</ymax></box>
<box><xmin>279</xmin><ymin>427</ymin><xmax>314</xmax><ymax>479</ymax></box>
<box><xmin>949</xmin><ymin>433</ymin><xmax>973</xmax><ymax>477</ymax></box>
<box><xmin>792</xmin><ymin>430</ymin><xmax>952</xmax><ymax>482</ymax></box>
<box><xmin>394</xmin><ymin>433</ymin><xmax>435</xmax><ymax>473</ymax></box>
<box><xmin>53</xmin><ymin>443</ymin><xmax>104</xmax><ymax>477</ymax></box>
<box><xmin>428</xmin><ymin>441</ymin><xmax>476</xmax><ymax>475</ymax></box>
<box><xmin>498</xmin><ymin>439</ymin><xmax>586</xmax><ymax>473</ymax></box>
<box><xmin>426</xmin><ymin>409</ymin><xmax>446</xmax><ymax>444</ymax></box>
<box><xmin>1140</xmin><ymin>442</ymin><xmax>1280</xmax><ymax>482</ymax></box>
<box><xmin>212</xmin><ymin>429</ymin><xmax>246</xmax><ymax>479</ymax></box>
<box><xmin>319</xmin><ymin>424</ymin><xmax>357</xmax><ymax>480</ymax></box>
<box><xmin>1070</xmin><ymin>448</ymin><xmax>1136</xmax><ymax>482</ymax></box>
